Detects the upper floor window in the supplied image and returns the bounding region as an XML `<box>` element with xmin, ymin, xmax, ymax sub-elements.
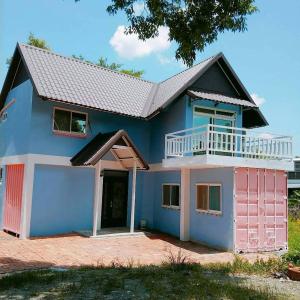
<box><xmin>193</xmin><ymin>106</ymin><xmax>236</xmax><ymax>128</ymax></box>
<box><xmin>53</xmin><ymin>107</ymin><xmax>87</xmax><ymax>137</ymax></box>
<box><xmin>196</xmin><ymin>183</ymin><xmax>222</xmax><ymax>214</ymax></box>
<box><xmin>162</xmin><ymin>184</ymin><xmax>180</xmax><ymax>209</ymax></box>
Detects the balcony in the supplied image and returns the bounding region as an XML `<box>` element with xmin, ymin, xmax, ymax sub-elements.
<box><xmin>163</xmin><ymin>124</ymin><xmax>293</xmax><ymax>170</ymax></box>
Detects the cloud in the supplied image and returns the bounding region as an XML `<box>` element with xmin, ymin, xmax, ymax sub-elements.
<box><xmin>157</xmin><ymin>54</ymin><xmax>187</xmax><ymax>69</ymax></box>
<box><xmin>110</xmin><ymin>25</ymin><xmax>170</xmax><ymax>59</ymax></box>
<box><xmin>251</xmin><ymin>93</ymin><xmax>266</xmax><ymax>106</ymax></box>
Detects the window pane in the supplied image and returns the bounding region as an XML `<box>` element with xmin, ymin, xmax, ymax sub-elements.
<box><xmin>54</xmin><ymin>109</ymin><xmax>71</xmax><ymax>132</ymax></box>
<box><xmin>170</xmin><ymin>185</ymin><xmax>179</xmax><ymax>207</ymax></box>
<box><xmin>215</xmin><ymin>110</ymin><xmax>235</xmax><ymax>117</ymax></box>
<box><xmin>196</xmin><ymin>185</ymin><xmax>208</xmax><ymax>210</ymax></box>
<box><xmin>209</xmin><ymin>186</ymin><xmax>221</xmax><ymax>211</ymax></box>
<box><xmin>163</xmin><ymin>185</ymin><xmax>170</xmax><ymax>206</ymax></box>
<box><xmin>194</xmin><ymin>107</ymin><xmax>214</xmax><ymax>115</ymax></box>
<box><xmin>71</xmin><ymin>112</ymin><xmax>86</xmax><ymax>133</ymax></box>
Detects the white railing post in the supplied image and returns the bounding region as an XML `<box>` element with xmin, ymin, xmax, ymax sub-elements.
<box><xmin>164</xmin><ymin>124</ymin><xmax>292</xmax><ymax>161</ymax></box>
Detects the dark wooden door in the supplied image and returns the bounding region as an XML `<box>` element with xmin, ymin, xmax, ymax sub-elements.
<box><xmin>101</xmin><ymin>170</ymin><xmax>128</xmax><ymax>228</ymax></box>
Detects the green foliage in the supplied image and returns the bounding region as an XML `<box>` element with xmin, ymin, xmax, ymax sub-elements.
<box><xmin>27</xmin><ymin>33</ymin><xmax>51</xmax><ymax>50</ymax></box>
<box><xmin>282</xmin><ymin>251</ymin><xmax>300</xmax><ymax>266</ymax></box>
<box><xmin>72</xmin><ymin>54</ymin><xmax>144</xmax><ymax>78</ymax></box>
<box><xmin>104</xmin><ymin>0</ymin><xmax>257</xmax><ymax>66</ymax></box>
<box><xmin>288</xmin><ymin>218</ymin><xmax>300</xmax><ymax>252</ymax></box>
<box><xmin>6</xmin><ymin>33</ymin><xmax>50</xmax><ymax>67</ymax></box>
<box><xmin>0</xmin><ymin>260</ymin><xmax>285</xmax><ymax>299</ymax></box>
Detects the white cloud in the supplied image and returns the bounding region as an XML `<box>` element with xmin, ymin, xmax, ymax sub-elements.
<box><xmin>133</xmin><ymin>2</ymin><xmax>145</xmax><ymax>15</ymax></box>
<box><xmin>251</xmin><ymin>93</ymin><xmax>266</xmax><ymax>106</ymax></box>
<box><xmin>157</xmin><ymin>54</ymin><xmax>187</xmax><ymax>69</ymax></box>
<box><xmin>110</xmin><ymin>25</ymin><xmax>170</xmax><ymax>59</ymax></box>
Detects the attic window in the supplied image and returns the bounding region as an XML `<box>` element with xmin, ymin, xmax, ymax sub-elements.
<box><xmin>53</xmin><ymin>107</ymin><xmax>87</xmax><ymax>137</ymax></box>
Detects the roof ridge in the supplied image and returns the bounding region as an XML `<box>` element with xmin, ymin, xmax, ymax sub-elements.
<box><xmin>158</xmin><ymin>53</ymin><xmax>220</xmax><ymax>84</ymax></box>
<box><xmin>19</xmin><ymin>43</ymin><xmax>155</xmax><ymax>85</ymax></box>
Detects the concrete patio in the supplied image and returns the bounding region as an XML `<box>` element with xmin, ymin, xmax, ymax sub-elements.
<box><xmin>0</xmin><ymin>231</ymin><xmax>275</xmax><ymax>274</ymax></box>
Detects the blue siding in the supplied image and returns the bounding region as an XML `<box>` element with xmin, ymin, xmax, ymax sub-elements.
<box><xmin>149</xmin><ymin>96</ymin><xmax>188</xmax><ymax>163</ymax></box>
<box><xmin>0</xmin><ymin>80</ymin><xmax>33</xmax><ymax>158</ymax></box>
<box><xmin>29</xmin><ymin>94</ymin><xmax>151</xmax><ymax>160</ymax></box>
<box><xmin>137</xmin><ymin>171</ymin><xmax>181</xmax><ymax>237</ymax></box>
<box><xmin>190</xmin><ymin>168</ymin><xmax>234</xmax><ymax>250</ymax></box>
<box><xmin>30</xmin><ymin>165</ymin><xmax>94</xmax><ymax>236</ymax></box>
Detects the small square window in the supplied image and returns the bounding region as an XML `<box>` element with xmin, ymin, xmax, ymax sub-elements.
<box><xmin>196</xmin><ymin>184</ymin><xmax>221</xmax><ymax>214</ymax></box>
<box><xmin>162</xmin><ymin>184</ymin><xmax>180</xmax><ymax>209</ymax></box>
<box><xmin>53</xmin><ymin>108</ymin><xmax>87</xmax><ymax>136</ymax></box>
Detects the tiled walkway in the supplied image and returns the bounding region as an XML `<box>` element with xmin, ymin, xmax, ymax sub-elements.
<box><xmin>0</xmin><ymin>231</ymin><xmax>274</xmax><ymax>274</ymax></box>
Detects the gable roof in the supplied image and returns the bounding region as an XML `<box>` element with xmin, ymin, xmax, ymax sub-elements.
<box><xmin>70</xmin><ymin>130</ymin><xmax>149</xmax><ymax>170</ymax></box>
<box><xmin>0</xmin><ymin>43</ymin><xmax>267</xmax><ymax>127</ymax></box>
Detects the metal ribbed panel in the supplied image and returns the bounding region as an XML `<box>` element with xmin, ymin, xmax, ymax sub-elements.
<box><xmin>235</xmin><ymin>168</ymin><xmax>287</xmax><ymax>253</ymax></box>
<box><xmin>3</xmin><ymin>164</ymin><xmax>25</xmax><ymax>235</ymax></box>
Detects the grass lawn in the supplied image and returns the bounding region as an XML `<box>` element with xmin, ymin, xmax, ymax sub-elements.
<box><xmin>288</xmin><ymin>218</ymin><xmax>300</xmax><ymax>252</ymax></box>
<box><xmin>0</xmin><ymin>258</ymin><xmax>289</xmax><ymax>300</ymax></box>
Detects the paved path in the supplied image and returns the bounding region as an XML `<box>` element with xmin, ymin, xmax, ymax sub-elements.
<box><xmin>0</xmin><ymin>231</ymin><xmax>274</xmax><ymax>274</ymax></box>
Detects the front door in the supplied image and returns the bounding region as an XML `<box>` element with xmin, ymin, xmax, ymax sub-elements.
<box><xmin>101</xmin><ymin>170</ymin><xmax>128</xmax><ymax>228</ymax></box>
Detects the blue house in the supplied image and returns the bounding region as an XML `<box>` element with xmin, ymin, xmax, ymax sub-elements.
<box><xmin>0</xmin><ymin>44</ymin><xmax>294</xmax><ymax>253</ymax></box>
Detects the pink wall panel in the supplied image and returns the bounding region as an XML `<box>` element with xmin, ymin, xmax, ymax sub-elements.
<box><xmin>234</xmin><ymin>168</ymin><xmax>287</xmax><ymax>253</ymax></box>
<box><xmin>3</xmin><ymin>164</ymin><xmax>25</xmax><ymax>235</ymax></box>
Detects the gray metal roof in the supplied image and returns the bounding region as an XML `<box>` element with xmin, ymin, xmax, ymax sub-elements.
<box><xmin>0</xmin><ymin>43</ymin><xmax>267</xmax><ymax>128</ymax></box>
<box><xmin>20</xmin><ymin>44</ymin><xmax>155</xmax><ymax>117</ymax></box>
<box><xmin>17</xmin><ymin>44</ymin><xmax>222</xmax><ymax>118</ymax></box>
<box><xmin>187</xmin><ymin>90</ymin><xmax>257</xmax><ymax>108</ymax></box>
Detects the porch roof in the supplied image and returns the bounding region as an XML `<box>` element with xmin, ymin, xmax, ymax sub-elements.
<box><xmin>70</xmin><ymin>130</ymin><xmax>149</xmax><ymax>170</ymax></box>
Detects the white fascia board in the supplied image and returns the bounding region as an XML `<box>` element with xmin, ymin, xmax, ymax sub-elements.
<box><xmin>163</xmin><ymin>155</ymin><xmax>294</xmax><ymax>171</ymax></box>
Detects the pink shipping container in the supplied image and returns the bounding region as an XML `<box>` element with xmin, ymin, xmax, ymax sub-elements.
<box><xmin>234</xmin><ymin>168</ymin><xmax>288</xmax><ymax>253</ymax></box>
<box><xmin>3</xmin><ymin>164</ymin><xmax>25</xmax><ymax>235</ymax></box>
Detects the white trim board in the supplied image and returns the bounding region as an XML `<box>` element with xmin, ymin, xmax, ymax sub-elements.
<box><xmin>163</xmin><ymin>154</ymin><xmax>294</xmax><ymax>171</ymax></box>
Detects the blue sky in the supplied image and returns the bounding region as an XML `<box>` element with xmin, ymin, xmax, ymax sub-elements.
<box><xmin>1</xmin><ymin>0</ymin><xmax>300</xmax><ymax>154</ymax></box>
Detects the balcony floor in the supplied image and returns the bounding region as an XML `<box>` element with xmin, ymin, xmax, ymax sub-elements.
<box><xmin>163</xmin><ymin>154</ymin><xmax>294</xmax><ymax>171</ymax></box>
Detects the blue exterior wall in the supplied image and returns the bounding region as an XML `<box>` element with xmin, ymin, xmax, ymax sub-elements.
<box><xmin>30</xmin><ymin>164</ymin><xmax>94</xmax><ymax>236</ymax></box>
<box><xmin>135</xmin><ymin>171</ymin><xmax>181</xmax><ymax>237</ymax></box>
<box><xmin>28</xmin><ymin>94</ymin><xmax>151</xmax><ymax>160</ymax></box>
<box><xmin>189</xmin><ymin>167</ymin><xmax>234</xmax><ymax>250</ymax></box>
<box><xmin>0</xmin><ymin>80</ymin><xmax>33</xmax><ymax>158</ymax></box>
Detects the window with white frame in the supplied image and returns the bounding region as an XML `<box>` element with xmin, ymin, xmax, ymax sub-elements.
<box><xmin>196</xmin><ymin>184</ymin><xmax>221</xmax><ymax>213</ymax></box>
<box><xmin>53</xmin><ymin>107</ymin><xmax>87</xmax><ymax>136</ymax></box>
<box><xmin>162</xmin><ymin>184</ymin><xmax>180</xmax><ymax>208</ymax></box>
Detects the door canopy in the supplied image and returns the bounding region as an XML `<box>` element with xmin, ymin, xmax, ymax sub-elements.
<box><xmin>70</xmin><ymin>130</ymin><xmax>149</xmax><ymax>170</ymax></box>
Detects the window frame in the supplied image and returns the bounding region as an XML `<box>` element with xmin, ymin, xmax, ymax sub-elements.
<box><xmin>193</xmin><ymin>105</ymin><xmax>236</xmax><ymax>127</ymax></box>
<box><xmin>162</xmin><ymin>183</ymin><xmax>180</xmax><ymax>210</ymax></box>
<box><xmin>52</xmin><ymin>107</ymin><xmax>88</xmax><ymax>138</ymax></box>
<box><xmin>195</xmin><ymin>183</ymin><xmax>222</xmax><ymax>215</ymax></box>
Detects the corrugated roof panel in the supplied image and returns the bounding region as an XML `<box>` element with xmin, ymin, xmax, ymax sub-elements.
<box><xmin>187</xmin><ymin>90</ymin><xmax>257</xmax><ymax>108</ymax></box>
<box><xmin>20</xmin><ymin>44</ymin><xmax>155</xmax><ymax>117</ymax></box>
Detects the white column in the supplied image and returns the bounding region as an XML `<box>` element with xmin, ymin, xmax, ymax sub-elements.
<box><xmin>180</xmin><ymin>168</ymin><xmax>190</xmax><ymax>241</ymax></box>
<box><xmin>92</xmin><ymin>161</ymin><xmax>103</xmax><ymax>236</ymax></box>
<box><xmin>130</xmin><ymin>160</ymin><xmax>137</xmax><ymax>233</ymax></box>
<box><xmin>20</xmin><ymin>158</ymin><xmax>35</xmax><ymax>239</ymax></box>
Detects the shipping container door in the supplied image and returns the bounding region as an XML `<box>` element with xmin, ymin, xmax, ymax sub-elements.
<box><xmin>3</xmin><ymin>164</ymin><xmax>24</xmax><ymax>235</ymax></box>
<box><xmin>235</xmin><ymin>168</ymin><xmax>287</xmax><ymax>253</ymax></box>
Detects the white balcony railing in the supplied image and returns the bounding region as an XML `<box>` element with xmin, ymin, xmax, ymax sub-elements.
<box><xmin>165</xmin><ymin>124</ymin><xmax>293</xmax><ymax>161</ymax></box>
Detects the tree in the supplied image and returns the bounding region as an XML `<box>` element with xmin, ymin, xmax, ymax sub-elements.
<box><xmin>7</xmin><ymin>34</ymin><xmax>144</xmax><ymax>77</ymax></box>
<box><xmin>72</xmin><ymin>55</ymin><xmax>144</xmax><ymax>78</ymax></box>
<box><xmin>101</xmin><ymin>0</ymin><xmax>257</xmax><ymax>66</ymax></box>
<box><xmin>6</xmin><ymin>33</ymin><xmax>51</xmax><ymax>66</ymax></box>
